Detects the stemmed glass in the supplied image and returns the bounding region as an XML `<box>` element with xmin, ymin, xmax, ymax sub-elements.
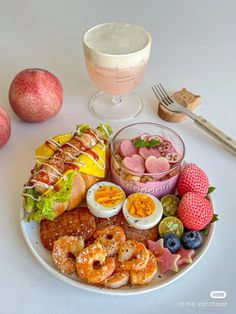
<box><xmin>83</xmin><ymin>22</ymin><xmax>152</xmax><ymax>121</ymax></box>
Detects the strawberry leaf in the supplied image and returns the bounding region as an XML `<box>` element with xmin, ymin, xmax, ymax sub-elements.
<box><xmin>211</xmin><ymin>214</ymin><xmax>219</xmax><ymax>223</ymax></box>
<box><xmin>201</xmin><ymin>225</ymin><xmax>210</xmax><ymax>236</ymax></box>
<box><xmin>201</xmin><ymin>214</ymin><xmax>219</xmax><ymax>236</ymax></box>
<box><xmin>207</xmin><ymin>186</ymin><xmax>216</xmax><ymax>194</ymax></box>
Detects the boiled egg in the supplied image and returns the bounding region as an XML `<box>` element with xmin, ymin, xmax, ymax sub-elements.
<box><xmin>86</xmin><ymin>181</ymin><xmax>125</xmax><ymax>218</ymax></box>
<box><xmin>122</xmin><ymin>193</ymin><xmax>163</xmax><ymax>230</ymax></box>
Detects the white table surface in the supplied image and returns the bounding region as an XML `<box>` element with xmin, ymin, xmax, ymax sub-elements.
<box><xmin>0</xmin><ymin>0</ymin><xmax>235</xmax><ymax>313</ymax></box>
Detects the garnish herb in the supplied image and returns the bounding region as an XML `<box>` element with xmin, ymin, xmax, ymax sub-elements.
<box><xmin>133</xmin><ymin>138</ymin><xmax>161</xmax><ymax>148</ymax></box>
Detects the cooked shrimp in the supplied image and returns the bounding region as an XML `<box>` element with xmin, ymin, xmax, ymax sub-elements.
<box><xmin>103</xmin><ymin>271</ymin><xmax>129</xmax><ymax>289</ymax></box>
<box><xmin>76</xmin><ymin>242</ymin><xmax>116</xmax><ymax>284</ymax></box>
<box><xmin>118</xmin><ymin>240</ymin><xmax>150</xmax><ymax>271</ymax></box>
<box><xmin>52</xmin><ymin>236</ymin><xmax>84</xmax><ymax>274</ymax></box>
<box><xmin>94</xmin><ymin>225</ymin><xmax>126</xmax><ymax>256</ymax></box>
<box><xmin>130</xmin><ymin>251</ymin><xmax>157</xmax><ymax>285</ymax></box>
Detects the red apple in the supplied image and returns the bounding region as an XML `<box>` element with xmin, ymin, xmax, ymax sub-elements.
<box><xmin>0</xmin><ymin>106</ymin><xmax>11</xmax><ymax>148</ymax></box>
<box><xmin>9</xmin><ymin>68</ymin><xmax>63</xmax><ymax>122</ymax></box>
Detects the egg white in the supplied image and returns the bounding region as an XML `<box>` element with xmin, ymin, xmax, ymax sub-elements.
<box><xmin>122</xmin><ymin>193</ymin><xmax>163</xmax><ymax>230</ymax></box>
<box><xmin>86</xmin><ymin>181</ymin><xmax>125</xmax><ymax>218</ymax></box>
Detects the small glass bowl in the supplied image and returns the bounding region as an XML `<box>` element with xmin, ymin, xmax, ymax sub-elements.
<box><xmin>110</xmin><ymin>122</ymin><xmax>185</xmax><ymax>199</ymax></box>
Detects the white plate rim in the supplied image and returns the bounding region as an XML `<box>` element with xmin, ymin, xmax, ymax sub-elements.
<box><xmin>20</xmin><ymin>196</ymin><xmax>215</xmax><ymax>297</ymax></box>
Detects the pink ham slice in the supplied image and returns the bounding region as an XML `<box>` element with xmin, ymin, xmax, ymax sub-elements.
<box><xmin>139</xmin><ymin>147</ymin><xmax>161</xmax><ymax>159</ymax></box>
<box><xmin>122</xmin><ymin>154</ymin><xmax>145</xmax><ymax>173</ymax></box>
<box><xmin>145</xmin><ymin>156</ymin><xmax>170</xmax><ymax>173</ymax></box>
<box><xmin>119</xmin><ymin>139</ymin><xmax>138</xmax><ymax>157</ymax></box>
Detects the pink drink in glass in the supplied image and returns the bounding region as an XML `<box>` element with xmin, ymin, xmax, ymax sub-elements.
<box><xmin>83</xmin><ymin>23</ymin><xmax>151</xmax><ymax>120</ymax></box>
<box><xmin>85</xmin><ymin>59</ymin><xmax>148</xmax><ymax>95</ymax></box>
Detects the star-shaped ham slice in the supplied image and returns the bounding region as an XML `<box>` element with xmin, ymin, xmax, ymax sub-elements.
<box><xmin>177</xmin><ymin>247</ymin><xmax>195</xmax><ymax>266</ymax></box>
<box><xmin>147</xmin><ymin>239</ymin><xmax>164</xmax><ymax>257</ymax></box>
<box><xmin>157</xmin><ymin>248</ymin><xmax>180</xmax><ymax>273</ymax></box>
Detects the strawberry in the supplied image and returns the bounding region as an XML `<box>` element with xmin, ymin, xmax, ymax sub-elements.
<box><xmin>177</xmin><ymin>163</ymin><xmax>209</xmax><ymax>197</ymax></box>
<box><xmin>178</xmin><ymin>192</ymin><xmax>213</xmax><ymax>230</ymax></box>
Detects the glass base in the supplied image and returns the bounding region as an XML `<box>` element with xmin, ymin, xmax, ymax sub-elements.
<box><xmin>89</xmin><ymin>91</ymin><xmax>143</xmax><ymax>121</ymax></box>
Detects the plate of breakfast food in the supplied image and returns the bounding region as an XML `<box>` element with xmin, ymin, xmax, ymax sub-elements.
<box><xmin>20</xmin><ymin>122</ymin><xmax>217</xmax><ymax>296</ymax></box>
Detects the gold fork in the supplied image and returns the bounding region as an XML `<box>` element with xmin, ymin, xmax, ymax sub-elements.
<box><xmin>152</xmin><ymin>83</ymin><xmax>236</xmax><ymax>156</ymax></box>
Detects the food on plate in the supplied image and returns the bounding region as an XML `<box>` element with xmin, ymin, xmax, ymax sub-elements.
<box><xmin>102</xmin><ymin>270</ymin><xmax>130</xmax><ymax>289</ymax></box>
<box><xmin>122</xmin><ymin>193</ymin><xmax>163</xmax><ymax>230</ymax></box>
<box><xmin>177</xmin><ymin>163</ymin><xmax>209</xmax><ymax>197</ymax></box>
<box><xmin>161</xmin><ymin>194</ymin><xmax>180</xmax><ymax>217</ymax></box>
<box><xmin>181</xmin><ymin>231</ymin><xmax>203</xmax><ymax>249</ymax></box>
<box><xmin>147</xmin><ymin>238</ymin><xmax>165</xmax><ymax>257</ymax></box>
<box><xmin>22</xmin><ymin>123</ymin><xmax>112</xmax><ymax>222</ymax></box>
<box><xmin>52</xmin><ymin>236</ymin><xmax>84</xmax><ymax>274</ymax></box>
<box><xmin>93</xmin><ymin>225</ymin><xmax>126</xmax><ymax>256</ymax></box>
<box><xmin>178</xmin><ymin>192</ymin><xmax>213</xmax><ymax>230</ymax></box>
<box><xmin>148</xmin><ymin>238</ymin><xmax>195</xmax><ymax>272</ymax></box>
<box><xmin>9</xmin><ymin>68</ymin><xmax>63</xmax><ymax>122</ymax></box>
<box><xmin>139</xmin><ymin>147</ymin><xmax>161</xmax><ymax>159</ymax></box>
<box><xmin>21</xmin><ymin>120</ymin><xmax>218</xmax><ymax>290</ymax></box>
<box><xmin>86</xmin><ymin>182</ymin><xmax>125</xmax><ymax>218</ymax></box>
<box><xmin>122</xmin><ymin>154</ymin><xmax>145</xmax><ymax>173</ymax></box>
<box><xmin>0</xmin><ymin>106</ymin><xmax>11</xmax><ymax>148</ymax></box>
<box><xmin>96</xmin><ymin>211</ymin><xmax>158</xmax><ymax>245</ymax></box>
<box><xmin>76</xmin><ymin>242</ymin><xmax>116</xmax><ymax>284</ymax></box>
<box><xmin>118</xmin><ymin>240</ymin><xmax>150</xmax><ymax>271</ymax></box>
<box><xmin>55</xmin><ymin>227</ymin><xmax>156</xmax><ymax>288</ymax></box>
<box><xmin>157</xmin><ymin>88</ymin><xmax>201</xmax><ymax>123</ymax></box>
<box><xmin>130</xmin><ymin>251</ymin><xmax>157</xmax><ymax>285</ymax></box>
<box><xmin>119</xmin><ymin>135</ymin><xmax>179</xmax><ymax>174</ymax></box>
<box><xmin>158</xmin><ymin>216</ymin><xmax>184</xmax><ymax>238</ymax></box>
<box><xmin>111</xmin><ymin>123</ymin><xmax>185</xmax><ymax>199</ymax></box>
<box><xmin>156</xmin><ymin>246</ymin><xmax>181</xmax><ymax>274</ymax></box>
<box><xmin>40</xmin><ymin>207</ymin><xmax>96</xmax><ymax>251</ymax></box>
<box><xmin>119</xmin><ymin>139</ymin><xmax>138</xmax><ymax>157</ymax></box>
<box><xmin>163</xmin><ymin>233</ymin><xmax>181</xmax><ymax>254</ymax></box>
<box><xmin>145</xmin><ymin>156</ymin><xmax>170</xmax><ymax>173</ymax></box>
<box><xmin>176</xmin><ymin>247</ymin><xmax>195</xmax><ymax>266</ymax></box>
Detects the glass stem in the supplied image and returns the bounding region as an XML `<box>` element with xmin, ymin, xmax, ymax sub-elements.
<box><xmin>111</xmin><ymin>95</ymin><xmax>122</xmax><ymax>106</ymax></box>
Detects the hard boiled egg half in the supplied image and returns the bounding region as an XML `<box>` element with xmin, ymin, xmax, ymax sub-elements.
<box><xmin>123</xmin><ymin>193</ymin><xmax>163</xmax><ymax>230</ymax></box>
<box><xmin>86</xmin><ymin>181</ymin><xmax>125</xmax><ymax>218</ymax></box>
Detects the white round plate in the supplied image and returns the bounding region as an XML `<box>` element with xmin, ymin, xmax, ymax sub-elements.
<box><xmin>20</xmin><ymin>197</ymin><xmax>215</xmax><ymax>296</ymax></box>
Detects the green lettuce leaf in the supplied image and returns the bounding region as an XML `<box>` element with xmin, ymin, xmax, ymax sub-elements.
<box><xmin>23</xmin><ymin>188</ymin><xmax>39</xmax><ymax>213</ymax></box>
<box><xmin>24</xmin><ymin>171</ymin><xmax>77</xmax><ymax>222</ymax></box>
<box><xmin>76</xmin><ymin>123</ymin><xmax>90</xmax><ymax>133</ymax></box>
<box><xmin>97</xmin><ymin>124</ymin><xmax>113</xmax><ymax>139</ymax></box>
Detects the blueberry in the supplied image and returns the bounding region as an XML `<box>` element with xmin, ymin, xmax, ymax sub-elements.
<box><xmin>163</xmin><ymin>233</ymin><xmax>181</xmax><ymax>253</ymax></box>
<box><xmin>181</xmin><ymin>231</ymin><xmax>203</xmax><ymax>249</ymax></box>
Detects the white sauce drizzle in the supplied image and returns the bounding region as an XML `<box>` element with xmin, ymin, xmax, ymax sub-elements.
<box><xmin>82</xmin><ymin>151</ymin><xmax>105</xmax><ymax>170</ymax></box>
<box><xmin>31</xmin><ymin>179</ymin><xmax>54</xmax><ymax>190</ymax></box>
<box><xmin>22</xmin><ymin>193</ymin><xmax>41</xmax><ymax>202</ymax></box>
<box><xmin>65</xmin><ymin>142</ymin><xmax>82</xmax><ymax>154</ymax></box>
<box><xmin>64</xmin><ymin>150</ymin><xmax>78</xmax><ymax>160</ymax></box>
<box><xmin>89</xmin><ymin>129</ymin><xmax>104</xmax><ymax>144</ymax></box>
<box><xmin>47</xmin><ymin>138</ymin><xmax>62</xmax><ymax>148</ymax></box>
<box><xmin>101</xmin><ymin>125</ymin><xmax>110</xmax><ymax>139</ymax></box>
<box><xmin>24</xmin><ymin>184</ymin><xmax>36</xmax><ymax>190</ymax></box>
<box><xmin>42</xmin><ymin>163</ymin><xmax>62</xmax><ymax>177</ymax></box>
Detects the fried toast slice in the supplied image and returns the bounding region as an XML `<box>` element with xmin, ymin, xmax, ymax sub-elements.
<box><xmin>40</xmin><ymin>207</ymin><xmax>96</xmax><ymax>251</ymax></box>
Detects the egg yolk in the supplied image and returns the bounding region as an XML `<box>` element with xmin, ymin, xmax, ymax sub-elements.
<box><xmin>95</xmin><ymin>186</ymin><xmax>124</xmax><ymax>207</ymax></box>
<box><xmin>127</xmin><ymin>194</ymin><xmax>155</xmax><ymax>218</ymax></box>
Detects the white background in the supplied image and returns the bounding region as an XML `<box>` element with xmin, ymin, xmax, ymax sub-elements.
<box><xmin>0</xmin><ymin>0</ymin><xmax>235</xmax><ymax>313</ymax></box>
